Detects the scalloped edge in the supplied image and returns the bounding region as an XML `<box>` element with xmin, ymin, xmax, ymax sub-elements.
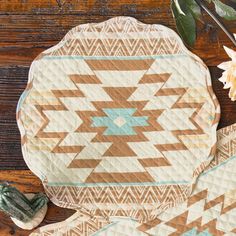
<box><xmin>16</xmin><ymin>16</ymin><xmax>221</xmax><ymax>215</ymax></box>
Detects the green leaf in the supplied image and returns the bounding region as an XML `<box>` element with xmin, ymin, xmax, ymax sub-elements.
<box><xmin>173</xmin><ymin>0</ymin><xmax>186</xmax><ymax>15</ymax></box>
<box><xmin>171</xmin><ymin>0</ymin><xmax>197</xmax><ymax>46</ymax></box>
<box><xmin>213</xmin><ymin>0</ymin><xmax>236</xmax><ymax>20</ymax></box>
<box><xmin>185</xmin><ymin>0</ymin><xmax>202</xmax><ymax>19</ymax></box>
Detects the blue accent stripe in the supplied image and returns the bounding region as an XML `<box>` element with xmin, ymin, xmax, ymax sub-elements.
<box><xmin>91</xmin><ymin>217</ymin><xmax>139</xmax><ymax>235</ymax></box>
<box><xmin>46</xmin><ymin>180</ymin><xmax>190</xmax><ymax>187</ymax></box>
<box><xmin>46</xmin><ymin>156</ymin><xmax>236</xmax><ymax>187</ymax></box>
<box><xmin>92</xmin><ymin>222</ymin><xmax>118</xmax><ymax>236</ymax></box>
<box><xmin>16</xmin><ymin>90</ymin><xmax>28</xmax><ymax>113</ymax></box>
<box><xmin>43</xmin><ymin>54</ymin><xmax>187</xmax><ymax>60</ymax></box>
<box><xmin>201</xmin><ymin>155</ymin><xmax>236</xmax><ymax>177</ymax></box>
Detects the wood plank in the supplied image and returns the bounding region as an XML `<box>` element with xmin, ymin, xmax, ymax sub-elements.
<box><xmin>0</xmin><ymin>65</ymin><xmax>235</xmax><ymax>169</ymax></box>
<box><xmin>0</xmin><ymin>67</ymin><xmax>28</xmax><ymax>169</ymax></box>
<box><xmin>0</xmin><ymin>0</ymin><xmax>234</xmax><ymax>16</ymax></box>
<box><xmin>0</xmin><ymin>170</ymin><xmax>42</xmax><ymax>192</ymax></box>
<box><xmin>0</xmin><ymin>0</ymin><xmax>170</xmax><ymax>15</ymax></box>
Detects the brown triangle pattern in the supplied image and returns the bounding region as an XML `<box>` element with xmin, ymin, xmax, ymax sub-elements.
<box><xmin>71</xmin><ymin>83</ymin><xmax>167</xmax><ymax>182</ymax></box>
<box><xmin>67</xmin><ymin>59</ymin><xmax>172</xmax><ymax>178</ymax></box>
<box><xmin>137</xmin><ymin>188</ymin><xmax>236</xmax><ymax>235</ymax></box>
<box><xmin>165</xmin><ymin>214</ymin><xmax>225</xmax><ymax>236</ymax></box>
<box><xmin>35</xmin><ymin>57</ymin><xmax>213</xmax><ymax>185</ymax></box>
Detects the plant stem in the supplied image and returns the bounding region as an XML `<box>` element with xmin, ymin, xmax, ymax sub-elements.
<box><xmin>195</xmin><ymin>0</ymin><xmax>236</xmax><ymax>46</ymax></box>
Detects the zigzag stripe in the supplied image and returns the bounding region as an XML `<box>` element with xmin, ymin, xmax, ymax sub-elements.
<box><xmin>39</xmin><ymin>17</ymin><xmax>185</xmax><ymax>57</ymax></box>
<box><xmin>35</xmin><ymin>89</ymin><xmax>86</xmax><ymax>153</ymax></box>
<box><xmin>50</xmin><ymin>38</ymin><xmax>183</xmax><ymax>57</ymax></box>
<box><xmin>155</xmin><ymin>86</ymin><xmax>205</xmax><ymax>155</ymax></box>
<box><xmin>44</xmin><ymin>184</ymin><xmax>190</xmax><ymax>223</ymax></box>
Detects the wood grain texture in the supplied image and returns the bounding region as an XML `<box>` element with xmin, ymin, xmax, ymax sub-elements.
<box><xmin>0</xmin><ymin>1</ymin><xmax>235</xmax><ymax>235</ymax></box>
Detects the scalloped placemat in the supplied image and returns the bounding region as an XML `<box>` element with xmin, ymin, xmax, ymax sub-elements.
<box><xmin>17</xmin><ymin>16</ymin><xmax>220</xmax><ymax>222</ymax></box>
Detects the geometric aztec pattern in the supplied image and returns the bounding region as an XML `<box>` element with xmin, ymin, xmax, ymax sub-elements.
<box><xmin>31</xmin><ymin>124</ymin><xmax>236</xmax><ymax>235</ymax></box>
<box><xmin>32</xmin><ymin>58</ymin><xmax>219</xmax><ymax>185</ymax></box>
<box><xmin>136</xmin><ymin>124</ymin><xmax>236</xmax><ymax>235</ymax></box>
<box><xmin>17</xmin><ymin>17</ymin><xmax>220</xmax><ymax>224</ymax></box>
<box><xmin>44</xmin><ymin>183</ymin><xmax>191</xmax><ymax>222</ymax></box>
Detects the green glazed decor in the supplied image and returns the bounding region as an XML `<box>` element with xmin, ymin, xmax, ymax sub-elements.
<box><xmin>0</xmin><ymin>183</ymin><xmax>48</xmax><ymax>228</ymax></box>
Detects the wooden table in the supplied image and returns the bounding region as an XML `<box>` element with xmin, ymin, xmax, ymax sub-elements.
<box><xmin>0</xmin><ymin>1</ymin><xmax>235</xmax><ymax>235</ymax></box>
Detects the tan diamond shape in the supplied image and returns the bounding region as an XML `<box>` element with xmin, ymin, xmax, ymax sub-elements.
<box><xmin>113</xmin><ymin>116</ymin><xmax>127</xmax><ymax>127</ymax></box>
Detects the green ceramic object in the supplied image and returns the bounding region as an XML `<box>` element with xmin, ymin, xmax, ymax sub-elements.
<box><xmin>0</xmin><ymin>183</ymin><xmax>48</xmax><ymax>223</ymax></box>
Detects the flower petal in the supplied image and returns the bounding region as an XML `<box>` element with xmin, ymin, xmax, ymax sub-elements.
<box><xmin>224</xmin><ymin>82</ymin><xmax>232</xmax><ymax>89</ymax></box>
<box><xmin>217</xmin><ymin>61</ymin><xmax>231</xmax><ymax>70</ymax></box>
<box><xmin>219</xmin><ymin>77</ymin><xmax>226</xmax><ymax>83</ymax></box>
<box><xmin>223</xmin><ymin>46</ymin><xmax>236</xmax><ymax>61</ymax></box>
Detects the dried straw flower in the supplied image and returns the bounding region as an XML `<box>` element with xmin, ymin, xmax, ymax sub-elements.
<box><xmin>218</xmin><ymin>34</ymin><xmax>236</xmax><ymax>101</ymax></box>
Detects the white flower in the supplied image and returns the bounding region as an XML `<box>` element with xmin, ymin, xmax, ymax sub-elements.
<box><xmin>218</xmin><ymin>34</ymin><xmax>236</xmax><ymax>101</ymax></box>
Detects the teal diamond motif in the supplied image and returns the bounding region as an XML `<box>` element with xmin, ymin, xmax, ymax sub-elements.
<box><xmin>182</xmin><ymin>228</ymin><xmax>212</xmax><ymax>236</ymax></box>
<box><xmin>91</xmin><ymin>108</ymin><xmax>149</xmax><ymax>136</ymax></box>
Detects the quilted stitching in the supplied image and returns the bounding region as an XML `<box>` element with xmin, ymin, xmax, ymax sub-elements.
<box><xmin>31</xmin><ymin>124</ymin><xmax>236</xmax><ymax>235</ymax></box>
<box><xmin>17</xmin><ymin>17</ymin><xmax>220</xmax><ymax>223</ymax></box>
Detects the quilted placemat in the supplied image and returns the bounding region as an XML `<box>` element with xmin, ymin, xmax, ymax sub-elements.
<box><xmin>31</xmin><ymin>123</ymin><xmax>236</xmax><ymax>235</ymax></box>
<box><xmin>17</xmin><ymin>16</ymin><xmax>220</xmax><ymax>222</ymax></box>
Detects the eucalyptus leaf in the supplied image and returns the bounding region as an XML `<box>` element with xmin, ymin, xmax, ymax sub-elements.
<box><xmin>185</xmin><ymin>0</ymin><xmax>202</xmax><ymax>19</ymax></box>
<box><xmin>171</xmin><ymin>0</ymin><xmax>196</xmax><ymax>46</ymax></box>
<box><xmin>173</xmin><ymin>0</ymin><xmax>186</xmax><ymax>15</ymax></box>
<box><xmin>213</xmin><ymin>0</ymin><xmax>236</xmax><ymax>20</ymax></box>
